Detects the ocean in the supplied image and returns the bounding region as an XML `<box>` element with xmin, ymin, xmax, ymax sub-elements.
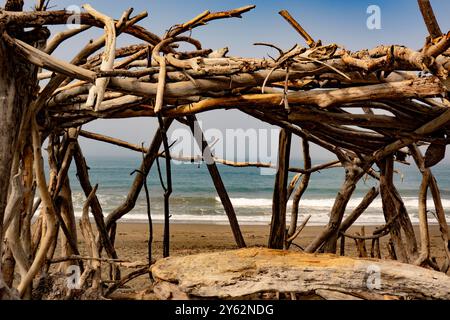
<box><xmin>63</xmin><ymin>156</ymin><xmax>450</xmax><ymax>226</ymax></box>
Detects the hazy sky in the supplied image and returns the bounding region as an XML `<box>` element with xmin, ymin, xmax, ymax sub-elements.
<box><xmin>22</xmin><ymin>0</ymin><xmax>450</xmax><ymax>160</ymax></box>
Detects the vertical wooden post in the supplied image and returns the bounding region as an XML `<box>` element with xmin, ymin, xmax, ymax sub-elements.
<box><xmin>269</xmin><ymin>129</ymin><xmax>291</xmax><ymax>249</ymax></box>
<box><xmin>157</xmin><ymin>115</ymin><xmax>172</xmax><ymax>258</ymax></box>
<box><xmin>188</xmin><ymin>116</ymin><xmax>246</xmax><ymax>248</ymax></box>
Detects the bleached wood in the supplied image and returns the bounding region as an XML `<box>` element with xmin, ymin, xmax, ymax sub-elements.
<box><xmin>3</xmin><ymin>33</ymin><xmax>96</xmax><ymax>82</ymax></box>
<box><xmin>83</xmin><ymin>4</ymin><xmax>117</xmax><ymax>111</ymax></box>
<box><xmin>17</xmin><ymin>120</ymin><xmax>58</xmax><ymax>298</ymax></box>
<box><xmin>152</xmin><ymin>248</ymin><xmax>450</xmax><ymax>300</ymax></box>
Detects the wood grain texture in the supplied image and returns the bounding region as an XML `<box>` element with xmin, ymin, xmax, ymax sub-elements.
<box><xmin>152</xmin><ymin>248</ymin><xmax>450</xmax><ymax>300</ymax></box>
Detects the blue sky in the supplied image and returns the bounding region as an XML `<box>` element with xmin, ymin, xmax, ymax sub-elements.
<box><xmin>20</xmin><ymin>0</ymin><xmax>450</xmax><ymax>159</ymax></box>
<box><xmin>37</xmin><ymin>0</ymin><xmax>450</xmax><ymax>55</ymax></box>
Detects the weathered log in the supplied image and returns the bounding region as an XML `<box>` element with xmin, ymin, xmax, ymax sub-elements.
<box><xmin>151</xmin><ymin>248</ymin><xmax>450</xmax><ymax>300</ymax></box>
<box><xmin>46</xmin><ymin>130</ymin><xmax>84</xmax><ymax>265</ymax></box>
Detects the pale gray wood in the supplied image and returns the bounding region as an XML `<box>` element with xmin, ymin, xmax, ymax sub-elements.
<box><xmin>152</xmin><ymin>248</ymin><xmax>450</xmax><ymax>300</ymax></box>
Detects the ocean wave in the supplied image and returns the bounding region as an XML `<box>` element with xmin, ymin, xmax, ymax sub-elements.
<box><xmin>72</xmin><ymin>210</ymin><xmax>428</xmax><ymax>226</ymax></box>
<box><xmin>73</xmin><ymin>211</ymin><xmax>274</xmax><ymax>225</ymax></box>
<box><xmin>44</xmin><ymin>193</ymin><xmax>450</xmax><ymax>226</ymax></box>
<box><xmin>65</xmin><ymin>192</ymin><xmax>450</xmax><ymax>211</ymax></box>
<box><xmin>217</xmin><ymin>196</ymin><xmax>450</xmax><ymax>210</ymax></box>
<box><xmin>216</xmin><ymin>197</ymin><xmax>275</xmax><ymax>207</ymax></box>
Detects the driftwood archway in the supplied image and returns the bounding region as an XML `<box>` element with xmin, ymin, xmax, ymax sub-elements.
<box><xmin>0</xmin><ymin>0</ymin><xmax>450</xmax><ymax>299</ymax></box>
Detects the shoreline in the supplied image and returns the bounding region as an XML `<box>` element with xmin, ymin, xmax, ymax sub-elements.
<box><xmin>110</xmin><ymin>220</ymin><xmax>444</xmax><ymax>226</ymax></box>
<box><xmin>109</xmin><ymin>222</ymin><xmax>447</xmax><ymax>264</ymax></box>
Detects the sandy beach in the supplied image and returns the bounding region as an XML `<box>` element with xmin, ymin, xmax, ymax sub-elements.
<box><xmin>96</xmin><ymin>223</ymin><xmax>448</xmax><ymax>291</ymax></box>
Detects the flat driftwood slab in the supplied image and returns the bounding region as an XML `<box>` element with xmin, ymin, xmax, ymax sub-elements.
<box><xmin>151</xmin><ymin>248</ymin><xmax>450</xmax><ymax>300</ymax></box>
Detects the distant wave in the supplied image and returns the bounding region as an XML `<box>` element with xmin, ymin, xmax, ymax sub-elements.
<box><xmin>62</xmin><ymin>193</ymin><xmax>450</xmax><ymax>225</ymax></box>
<box><xmin>217</xmin><ymin>197</ymin><xmax>276</xmax><ymax>207</ymax></box>
<box><xmin>217</xmin><ymin>196</ymin><xmax>450</xmax><ymax>210</ymax></box>
<box><xmin>42</xmin><ymin>193</ymin><xmax>450</xmax><ymax>212</ymax></box>
<box><xmin>72</xmin><ymin>210</ymin><xmax>433</xmax><ymax>226</ymax></box>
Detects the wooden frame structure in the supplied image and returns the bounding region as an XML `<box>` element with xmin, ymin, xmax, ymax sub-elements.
<box><xmin>0</xmin><ymin>0</ymin><xmax>449</xmax><ymax>299</ymax></box>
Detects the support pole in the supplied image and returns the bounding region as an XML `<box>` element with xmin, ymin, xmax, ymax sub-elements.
<box><xmin>269</xmin><ymin>129</ymin><xmax>291</xmax><ymax>249</ymax></box>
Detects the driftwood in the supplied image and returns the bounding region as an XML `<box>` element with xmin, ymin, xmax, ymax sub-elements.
<box><xmin>287</xmin><ymin>139</ymin><xmax>311</xmax><ymax>248</ymax></box>
<box><xmin>151</xmin><ymin>248</ymin><xmax>450</xmax><ymax>300</ymax></box>
<box><xmin>269</xmin><ymin>129</ymin><xmax>291</xmax><ymax>249</ymax></box>
<box><xmin>0</xmin><ymin>0</ymin><xmax>450</xmax><ymax>300</ymax></box>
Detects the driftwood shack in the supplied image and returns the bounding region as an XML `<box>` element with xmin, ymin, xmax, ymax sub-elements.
<box><xmin>0</xmin><ymin>0</ymin><xmax>450</xmax><ymax>300</ymax></box>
